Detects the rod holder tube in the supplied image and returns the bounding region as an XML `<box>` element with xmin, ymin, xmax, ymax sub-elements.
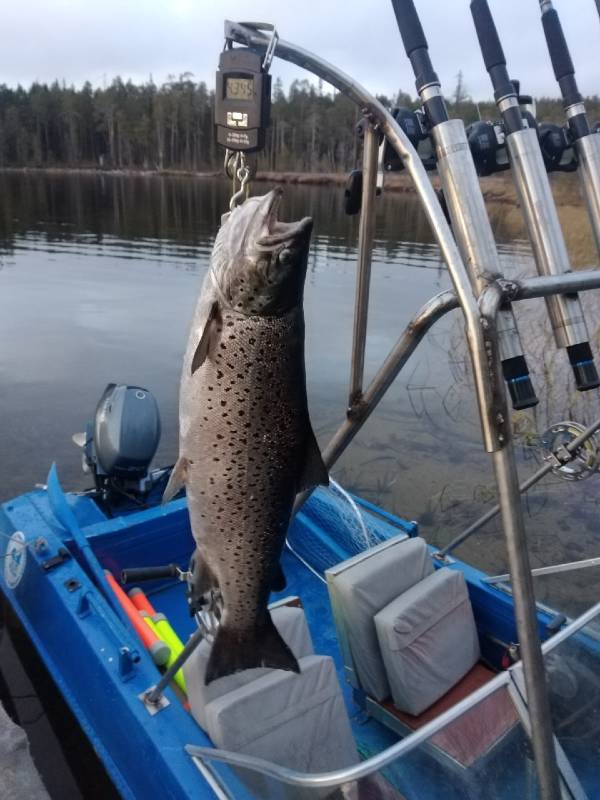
<box><xmin>348</xmin><ymin>124</ymin><xmax>379</xmax><ymax>403</ymax></box>
<box><xmin>538</xmin><ymin>1</ymin><xmax>600</xmax><ymax>257</ymax></box>
<box><xmin>433</xmin><ymin>120</ymin><xmax>536</xmax><ymax>407</ymax></box>
<box><xmin>392</xmin><ymin>3</ymin><xmax>536</xmax><ymax>408</ymax></box>
<box><xmin>471</xmin><ymin>0</ymin><xmax>599</xmax><ymax>391</ymax></box>
<box><xmin>575</xmin><ymin>134</ymin><xmax>600</xmax><ymax>256</ymax></box>
<box><xmin>506</xmin><ymin>128</ymin><xmax>590</xmax><ymax>351</ymax></box>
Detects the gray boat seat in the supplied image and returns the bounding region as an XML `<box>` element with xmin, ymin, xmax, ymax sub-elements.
<box><xmin>326</xmin><ymin>536</ymin><xmax>480</xmax><ymax>715</ymax></box>
<box><xmin>374</xmin><ymin>567</ymin><xmax>480</xmax><ymax>715</ymax></box>
<box><xmin>184</xmin><ymin>601</ymin><xmax>359</xmax><ymax>783</ymax></box>
<box><xmin>184</xmin><ymin>602</ymin><xmax>314</xmax><ymax>731</ymax></box>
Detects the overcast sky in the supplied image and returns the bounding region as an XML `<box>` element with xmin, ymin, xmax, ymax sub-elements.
<box><xmin>1</xmin><ymin>1</ymin><xmax>598</xmax><ymax>101</ymax></box>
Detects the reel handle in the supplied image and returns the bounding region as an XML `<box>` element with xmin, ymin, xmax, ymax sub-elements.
<box><xmin>121</xmin><ymin>564</ymin><xmax>180</xmax><ymax>584</ymax></box>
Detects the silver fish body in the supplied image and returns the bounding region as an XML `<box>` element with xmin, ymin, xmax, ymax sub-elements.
<box><xmin>164</xmin><ymin>189</ymin><xmax>328</xmax><ymax>683</ymax></box>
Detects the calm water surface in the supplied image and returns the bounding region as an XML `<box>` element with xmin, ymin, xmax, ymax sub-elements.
<box><xmin>0</xmin><ymin>171</ymin><xmax>599</xmax><ymax>795</ymax></box>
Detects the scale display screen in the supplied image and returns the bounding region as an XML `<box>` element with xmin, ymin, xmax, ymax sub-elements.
<box><xmin>226</xmin><ymin>77</ymin><xmax>254</xmax><ymax>100</ymax></box>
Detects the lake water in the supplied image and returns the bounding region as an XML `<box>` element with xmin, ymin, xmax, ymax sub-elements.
<box><xmin>0</xmin><ymin>170</ymin><xmax>599</xmax><ymax>795</ymax></box>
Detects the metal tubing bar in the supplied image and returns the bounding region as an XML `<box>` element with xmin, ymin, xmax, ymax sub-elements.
<box><xmin>439</xmin><ymin>414</ymin><xmax>600</xmax><ymax>557</ymax></box>
<box><xmin>145</xmin><ymin>625</ymin><xmax>205</xmax><ymax>704</ymax></box>
<box><xmin>325</xmin><ymin>290</ymin><xmax>458</xmax><ymax>468</ymax></box>
<box><xmin>186</xmin><ymin>671</ymin><xmax>511</xmax><ymax>788</ymax></box>
<box><xmin>511</xmin><ymin>270</ymin><xmax>600</xmax><ymax>299</ymax></box>
<box><xmin>292</xmin><ymin>290</ymin><xmax>457</xmax><ymax>515</ymax></box>
<box><xmin>491</xmin><ymin>443</ymin><xmax>561</xmax><ymax>800</ymax></box>
<box><xmin>349</xmin><ymin>124</ymin><xmax>379</xmax><ymax>402</ymax></box>
<box><xmin>225</xmin><ymin>20</ymin><xmax>505</xmax><ymax>453</ymax></box>
<box><xmin>485</xmin><ymin>556</ymin><xmax>600</xmax><ymax>585</ymax></box>
<box><xmin>540</xmin><ymin>599</ymin><xmax>600</xmax><ymax>654</ymax></box>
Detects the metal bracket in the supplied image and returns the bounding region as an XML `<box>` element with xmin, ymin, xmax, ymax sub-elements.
<box><xmin>139</xmin><ymin>687</ymin><xmax>170</xmax><ymax>716</ymax></box>
<box><xmin>42</xmin><ymin>547</ymin><xmax>71</xmax><ymax>571</ymax></box>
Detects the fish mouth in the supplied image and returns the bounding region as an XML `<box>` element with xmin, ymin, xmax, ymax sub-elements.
<box><xmin>257</xmin><ymin>189</ymin><xmax>313</xmax><ymax>248</ymax></box>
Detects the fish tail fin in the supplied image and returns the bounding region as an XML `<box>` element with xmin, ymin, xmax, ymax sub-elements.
<box><xmin>204</xmin><ymin>613</ymin><xmax>300</xmax><ymax>685</ymax></box>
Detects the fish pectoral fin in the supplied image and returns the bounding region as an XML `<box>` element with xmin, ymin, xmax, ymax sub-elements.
<box><xmin>297</xmin><ymin>427</ymin><xmax>329</xmax><ymax>492</ymax></box>
<box><xmin>204</xmin><ymin>613</ymin><xmax>300</xmax><ymax>685</ymax></box>
<box><xmin>191</xmin><ymin>301</ymin><xmax>221</xmax><ymax>374</ymax></box>
<box><xmin>161</xmin><ymin>457</ymin><xmax>189</xmax><ymax>504</ymax></box>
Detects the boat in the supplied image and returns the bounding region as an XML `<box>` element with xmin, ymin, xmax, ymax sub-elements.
<box><xmin>3</xmin><ymin>3</ymin><xmax>600</xmax><ymax>798</ymax></box>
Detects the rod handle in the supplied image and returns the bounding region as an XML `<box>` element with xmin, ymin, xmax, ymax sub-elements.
<box><xmin>541</xmin><ymin>8</ymin><xmax>582</xmax><ymax>107</ymax></box>
<box><xmin>390</xmin><ymin>0</ymin><xmax>428</xmax><ymax>56</ymax></box>
<box><xmin>121</xmin><ymin>564</ymin><xmax>180</xmax><ymax>584</ymax></box>
<box><xmin>541</xmin><ymin>9</ymin><xmax>574</xmax><ymax>81</ymax></box>
<box><xmin>470</xmin><ymin>0</ymin><xmax>506</xmax><ymax>71</ymax></box>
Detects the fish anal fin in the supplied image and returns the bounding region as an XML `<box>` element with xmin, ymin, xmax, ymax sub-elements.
<box><xmin>204</xmin><ymin>613</ymin><xmax>300</xmax><ymax>685</ymax></box>
<box><xmin>161</xmin><ymin>457</ymin><xmax>189</xmax><ymax>504</ymax></box>
<box><xmin>191</xmin><ymin>301</ymin><xmax>221</xmax><ymax>374</ymax></box>
<box><xmin>297</xmin><ymin>426</ymin><xmax>329</xmax><ymax>492</ymax></box>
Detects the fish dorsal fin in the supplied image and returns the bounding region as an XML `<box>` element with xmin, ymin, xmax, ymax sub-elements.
<box><xmin>297</xmin><ymin>426</ymin><xmax>329</xmax><ymax>492</ymax></box>
<box><xmin>162</xmin><ymin>457</ymin><xmax>189</xmax><ymax>504</ymax></box>
<box><xmin>191</xmin><ymin>301</ymin><xmax>221</xmax><ymax>374</ymax></box>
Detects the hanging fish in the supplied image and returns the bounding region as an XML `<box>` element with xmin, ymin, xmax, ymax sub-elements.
<box><xmin>164</xmin><ymin>188</ymin><xmax>328</xmax><ymax>684</ymax></box>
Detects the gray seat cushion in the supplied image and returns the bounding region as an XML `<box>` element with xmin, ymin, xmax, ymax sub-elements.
<box><xmin>374</xmin><ymin>567</ymin><xmax>480</xmax><ymax>715</ymax></box>
<box><xmin>185</xmin><ymin>604</ymin><xmax>314</xmax><ymax>732</ymax></box>
<box><xmin>205</xmin><ymin>654</ymin><xmax>358</xmax><ymax>775</ymax></box>
<box><xmin>327</xmin><ymin>537</ymin><xmax>434</xmax><ymax>700</ymax></box>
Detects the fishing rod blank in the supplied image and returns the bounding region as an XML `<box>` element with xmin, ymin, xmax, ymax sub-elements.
<box><xmin>390</xmin><ymin>0</ymin><xmax>538</xmax><ymax>411</ymax></box>
<box><xmin>471</xmin><ymin>0</ymin><xmax>599</xmax><ymax>392</ymax></box>
<box><xmin>539</xmin><ymin>0</ymin><xmax>600</xmax><ymax>257</ymax></box>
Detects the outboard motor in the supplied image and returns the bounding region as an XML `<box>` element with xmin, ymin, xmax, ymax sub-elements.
<box><xmin>74</xmin><ymin>384</ymin><xmax>161</xmax><ymax>499</ymax></box>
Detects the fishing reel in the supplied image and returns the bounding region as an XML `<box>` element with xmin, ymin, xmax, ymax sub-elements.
<box><xmin>382</xmin><ymin>107</ymin><xmax>436</xmax><ymax>173</ymax></box>
<box><xmin>540</xmin><ymin>421</ymin><xmax>599</xmax><ymax>481</ymax></box>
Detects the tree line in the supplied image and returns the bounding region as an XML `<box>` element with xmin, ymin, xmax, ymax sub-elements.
<box><xmin>0</xmin><ymin>73</ymin><xmax>598</xmax><ymax>173</ymax></box>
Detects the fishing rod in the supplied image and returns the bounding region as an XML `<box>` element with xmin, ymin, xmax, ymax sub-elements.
<box><xmin>470</xmin><ymin>0</ymin><xmax>599</xmax><ymax>394</ymax></box>
<box><xmin>538</xmin><ymin>0</ymin><xmax>600</xmax><ymax>257</ymax></box>
<box><xmin>390</xmin><ymin>0</ymin><xmax>538</xmax><ymax>411</ymax></box>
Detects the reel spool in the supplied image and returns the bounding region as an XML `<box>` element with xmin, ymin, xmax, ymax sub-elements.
<box><xmin>541</xmin><ymin>421</ymin><xmax>599</xmax><ymax>481</ymax></box>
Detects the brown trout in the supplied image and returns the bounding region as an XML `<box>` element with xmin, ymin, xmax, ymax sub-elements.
<box><xmin>163</xmin><ymin>189</ymin><xmax>328</xmax><ymax>684</ymax></box>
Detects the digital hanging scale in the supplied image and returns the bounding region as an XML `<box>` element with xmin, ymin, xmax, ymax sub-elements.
<box><xmin>215</xmin><ymin>46</ymin><xmax>272</xmax><ymax>152</ymax></box>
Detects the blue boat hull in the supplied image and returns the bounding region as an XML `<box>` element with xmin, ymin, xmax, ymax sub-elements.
<box><xmin>0</xmin><ymin>470</ymin><xmax>592</xmax><ymax>798</ymax></box>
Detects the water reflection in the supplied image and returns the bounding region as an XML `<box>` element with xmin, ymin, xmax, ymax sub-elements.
<box><xmin>0</xmin><ymin>171</ymin><xmax>599</xmax><ymax>618</ymax></box>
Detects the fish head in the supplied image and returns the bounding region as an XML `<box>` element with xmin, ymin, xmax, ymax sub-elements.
<box><xmin>213</xmin><ymin>189</ymin><xmax>313</xmax><ymax>316</ymax></box>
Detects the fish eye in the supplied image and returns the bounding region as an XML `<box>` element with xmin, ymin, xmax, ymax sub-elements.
<box><xmin>279</xmin><ymin>248</ymin><xmax>292</xmax><ymax>264</ymax></box>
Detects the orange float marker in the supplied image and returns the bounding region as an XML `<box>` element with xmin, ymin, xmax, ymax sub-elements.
<box><xmin>128</xmin><ymin>587</ymin><xmax>157</xmax><ymax>616</ymax></box>
<box><xmin>104</xmin><ymin>571</ymin><xmax>170</xmax><ymax>666</ymax></box>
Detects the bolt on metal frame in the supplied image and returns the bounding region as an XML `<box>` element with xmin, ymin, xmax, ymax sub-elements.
<box><xmin>223</xmin><ymin>20</ymin><xmax>600</xmax><ymax>799</ymax></box>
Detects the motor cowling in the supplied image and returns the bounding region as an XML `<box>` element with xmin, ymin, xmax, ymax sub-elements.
<box><xmin>93</xmin><ymin>384</ymin><xmax>161</xmax><ymax>479</ymax></box>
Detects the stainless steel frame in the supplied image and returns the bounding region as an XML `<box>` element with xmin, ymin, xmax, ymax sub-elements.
<box><xmin>484</xmin><ymin>556</ymin><xmax>600</xmax><ymax>586</ymax></box>
<box><xmin>223</xmin><ymin>19</ymin><xmax>600</xmax><ymax>799</ymax></box>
